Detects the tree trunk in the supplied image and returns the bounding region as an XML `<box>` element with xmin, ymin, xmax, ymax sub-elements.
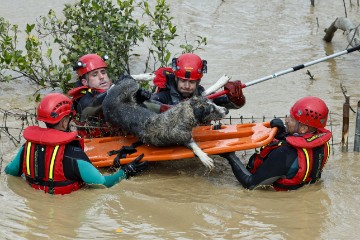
<box><xmin>323</xmin><ymin>17</ymin><xmax>360</xmax><ymax>46</ymax></box>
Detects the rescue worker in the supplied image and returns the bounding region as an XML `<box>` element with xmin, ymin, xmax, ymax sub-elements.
<box><xmin>68</xmin><ymin>53</ymin><xmax>151</xmax><ymax>137</ymax></box>
<box><xmin>150</xmin><ymin>53</ymin><xmax>246</xmax><ymax>110</ymax></box>
<box><xmin>222</xmin><ymin>96</ymin><xmax>332</xmax><ymax>191</ymax></box>
<box><xmin>69</xmin><ymin>53</ymin><xmax>113</xmax><ymax>120</ymax></box>
<box><xmin>5</xmin><ymin>93</ymin><xmax>147</xmax><ymax>195</ymax></box>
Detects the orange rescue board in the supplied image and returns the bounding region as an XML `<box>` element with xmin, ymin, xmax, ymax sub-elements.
<box><xmin>85</xmin><ymin>122</ymin><xmax>277</xmax><ymax>167</ymax></box>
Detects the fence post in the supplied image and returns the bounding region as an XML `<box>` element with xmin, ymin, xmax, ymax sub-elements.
<box><xmin>342</xmin><ymin>95</ymin><xmax>350</xmax><ymax>152</ymax></box>
<box><xmin>354</xmin><ymin>100</ymin><xmax>360</xmax><ymax>152</ymax></box>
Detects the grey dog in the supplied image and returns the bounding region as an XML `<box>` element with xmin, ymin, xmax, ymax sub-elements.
<box><xmin>102</xmin><ymin>76</ymin><xmax>229</xmax><ymax>169</ymax></box>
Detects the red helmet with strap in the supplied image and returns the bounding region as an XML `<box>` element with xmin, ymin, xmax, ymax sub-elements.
<box><xmin>37</xmin><ymin>93</ymin><xmax>75</xmax><ymax>124</ymax></box>
<box><xmin>290</xmin><ymin>96</ymin><xmax>328</xmax><ymax>129</ymax></box>
<box><xmin>172</xmin><ymin>53</ymin><xmax>207</xmax><ymax>81</ymax></box>
<box><xmin>74</xmin><ymin>54</ymin><xmax>108</xmax><ymax>77</ymax></box>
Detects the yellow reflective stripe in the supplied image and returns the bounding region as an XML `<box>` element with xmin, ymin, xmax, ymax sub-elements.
<box><xmin>26</xmin><ymin>142</ymin><xmax>32</xmax><ymax>175</ymax></box>
<box><xmin>302</xmin><ymin>148</ymin><xmax>310</xmax><ymax>182</ymax></box>
<box><xmin>323</xmin><ymin>141</ymin><xmax>331</xmax><ymax>167</ymax></box>
<box><xmin>49</xmin><ymin>145</ymin><xmax>60</xmax><ymax>180</ymax></box>
<box><xmin>261</xmin><ymin>141</ymin><xmax>282</xmax><ymax>150</ymax></box>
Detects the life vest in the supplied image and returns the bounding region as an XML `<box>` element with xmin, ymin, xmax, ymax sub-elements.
<box><xmin>247</xmin><ymin>128</ymin><xmax>332</xmax><ymax>191</ymax></box>
<box><xmin>22</xmin><ymin>126</ymin><xmax>84</xmax><ymax>195</ymax></box>
<box><xmin>68</xmin><ymin>86</ymin><xmax>121</xmax><ymax>138</ymax></box>
<box><xmin>68</xmin><ymin>85</ymin><xmax>106</xmax><ymax>117</ymax></box>
<box><xmin>68</xmin><ymin>85</ymin><xmax>106</xmax><ymax>102</ymax></box>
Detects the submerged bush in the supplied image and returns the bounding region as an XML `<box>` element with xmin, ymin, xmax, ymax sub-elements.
<box><xmin>0</xmin><ymin>0</ymin><xmax>207</xmax><ymax>96</ymax></box>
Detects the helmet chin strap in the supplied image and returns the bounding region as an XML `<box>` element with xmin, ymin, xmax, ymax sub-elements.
<box><xmin>292</xmin><ymin>121</ymin><xmax>301</xmax><ymax>136</ymax></box>
<box><xmin>65</xmin><ymin>114</ymin><xmax>73</xmax><ymax>132</ymax></box>
<box><xmin>295</xmin><ymin>121</ymin><xmax>300</xmax><ymax>132</ymax></box>
<box><xmin>86</xmin><ymin>74</ymin><xmax>92</xmax><ymax>87</ymax></box>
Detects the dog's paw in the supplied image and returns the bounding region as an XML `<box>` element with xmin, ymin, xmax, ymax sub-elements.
<box><xmin>220</xmin><ymin>74</ymin><xmax>232</xmax><ymax>82</ymax></box>
<box><xmin>187</xmin><ymin>140</ymin><xmax>215</xmax><ymax>169</ymax></box>
<box><xmin>202</xmin><ymin>74</ymin><xmax>232</xmax><ymax>96</ymax></box>
<box><xmin>199</xmin><ymin>155</ymin><xmax>215</xmax><ymax>169</ymax></box>
<box><xmin>131</xmin><ymin>73</ymin><xmax>155</xmax><ymax>81</ymax></box>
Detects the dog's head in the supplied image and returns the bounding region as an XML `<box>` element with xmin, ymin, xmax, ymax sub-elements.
<box><xmin>190</xmin><ymin>97</ymin><xmax>229</xmax><ymax>124</ymax></box>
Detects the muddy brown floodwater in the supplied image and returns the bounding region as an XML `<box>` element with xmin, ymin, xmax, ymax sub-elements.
<box><xmin>1</xmin><ymin>0</ymin><xmax>360</xmax><ymax>239</ymax></box>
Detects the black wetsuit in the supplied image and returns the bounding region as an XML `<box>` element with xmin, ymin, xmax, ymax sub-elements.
<box><xmin>223</xmin><ymin>145</ymin><xmax>298</xmax><ymax>190</ymax></box>
<box><xmin>75</xmin><ymin>90</ymin><xmax>107</xmax><ymax>122</ymax></box>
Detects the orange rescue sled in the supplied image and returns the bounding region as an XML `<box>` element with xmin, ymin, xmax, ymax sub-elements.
<box><xmin>85</xmin><ymin>122</ymin><xmax>277</xmax><ymax>167</ymax></box>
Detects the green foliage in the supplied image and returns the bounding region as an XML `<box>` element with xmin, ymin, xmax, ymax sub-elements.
<box><xmin>37</xmin><ymin>0</ymin><xmax>147</xmax><ymax>89</ymax></box>
<box><xmin>141</xmin><ymin>0</ymin><xmax>207</xmax><ymax>69</ymax></box>
<box><xmin>180</xmin><ymin>35</ymin><xmax>207</xmax><ymax>54</ymax></box>
<box><xmin>141</xmin><ymin>0</ymin><xmax>177</xmax><ymax>69</ymax></box>
<box><xmin>0</xmin><ymin>0</ymin><xmax>207</xmax><ymax>94</ymax></box>
<box><xmin>0</xmin><ymin>17</ymin><xmax>71</xmax><ymax>98</ymax></box>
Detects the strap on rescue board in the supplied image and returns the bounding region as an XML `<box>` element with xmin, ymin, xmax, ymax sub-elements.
<box><xmin>84</xmin><ymin>122</ymin><xmax>277</xmax><ymax>167</ymax></box>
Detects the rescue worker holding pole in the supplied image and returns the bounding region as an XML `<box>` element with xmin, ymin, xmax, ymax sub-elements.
<box><xmin>5</xmin><ymin>93</ymin><xmax>147</xmax><ymax>195</ymax></box>
<box><xmin>151</xmin><ymin>53</ymin><xmax>246</xmax><ymax>110</ymax></box>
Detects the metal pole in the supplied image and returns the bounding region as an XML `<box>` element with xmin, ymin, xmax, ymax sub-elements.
<box><xmin>354</xmin><ymin>100</ymin><xmax>360</xmax><ymax>152</ymax></box>
<box><xmin>243</xmin><ymin>44</ymin><xmax>360</xmax><ymax>88</ymax></box>
<box><xmin>207</xmin><ymin>45</ymin><xmax>360</xmax><ymax>99</ymax></box>
<box><xmin>342</xmin><ymin>96</ymin><xmax>350</xmax><ymax>152</ymax></box>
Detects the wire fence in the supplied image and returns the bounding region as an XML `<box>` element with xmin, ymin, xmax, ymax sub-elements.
<box><xmin>0</xmin><ymin>107</ymin><xmax>340</xmax><ymax>145</ymax></box>
<box><xmin>0</xmin><ymin>107</ymin><xmax>349</xmax><ymax>173</ymax></box>
<box><xmin>0</xmin><ymin>108</ymin><xmax>37</xmax><ymax>145</ymax></box>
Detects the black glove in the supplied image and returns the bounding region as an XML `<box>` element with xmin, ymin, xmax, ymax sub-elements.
<box><xmin>122</xmin><ymin>154</ymin><xmax>148</xmax><ymax>178</ymax></box>
<box><xmin>270</xmin><ymin>118</ymin><xmax>286</xmax><ymax>140</ymax></box>
<box><xmin>135</xmin><ymin>89</ymin><xmax>152</xmax><ymax>103</ymax></box>
<box><xmin>246</xmin><ymin>152</ymin><xmax>257</xmax><ymax>172</ymax></box>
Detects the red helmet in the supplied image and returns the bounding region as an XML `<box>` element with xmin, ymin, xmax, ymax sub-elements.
<box><xmin>74</xmin><ymin>54</ymin><xmax>108</xmax><ymax>77</ymax></box>
<box><xmin>172</xmin><ymin>53</ymin><xmax>207</xmax><ymax>80</ymax></box>
<box><xmin>290</xmin><ymin>96</ymin><xmax>328</xmax><ymax>129</ymax></box>
<box><xmin>37</xmin><ymin>93</ymin><xmax>75</xmax><ymax>124</ymax></box>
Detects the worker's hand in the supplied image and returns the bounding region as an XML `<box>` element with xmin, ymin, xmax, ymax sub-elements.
<box><xmin>122</xmin><ymin>154</ymin><xmax>148</xmax><ymax>178</ymax></box>
<box><xmin>270</xmin><ymin>118</ymin><xmax>286</xmax><ymax>140</ymax></box>
<box><xmin>224</xmin><ymin>80</ymin><xmax>246</xmax><ymax>108</ymax></box>
<box><xmin>135</xmin><ymin>89</ymin><xmax>152</xmax><ymax>102</ymax></box>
